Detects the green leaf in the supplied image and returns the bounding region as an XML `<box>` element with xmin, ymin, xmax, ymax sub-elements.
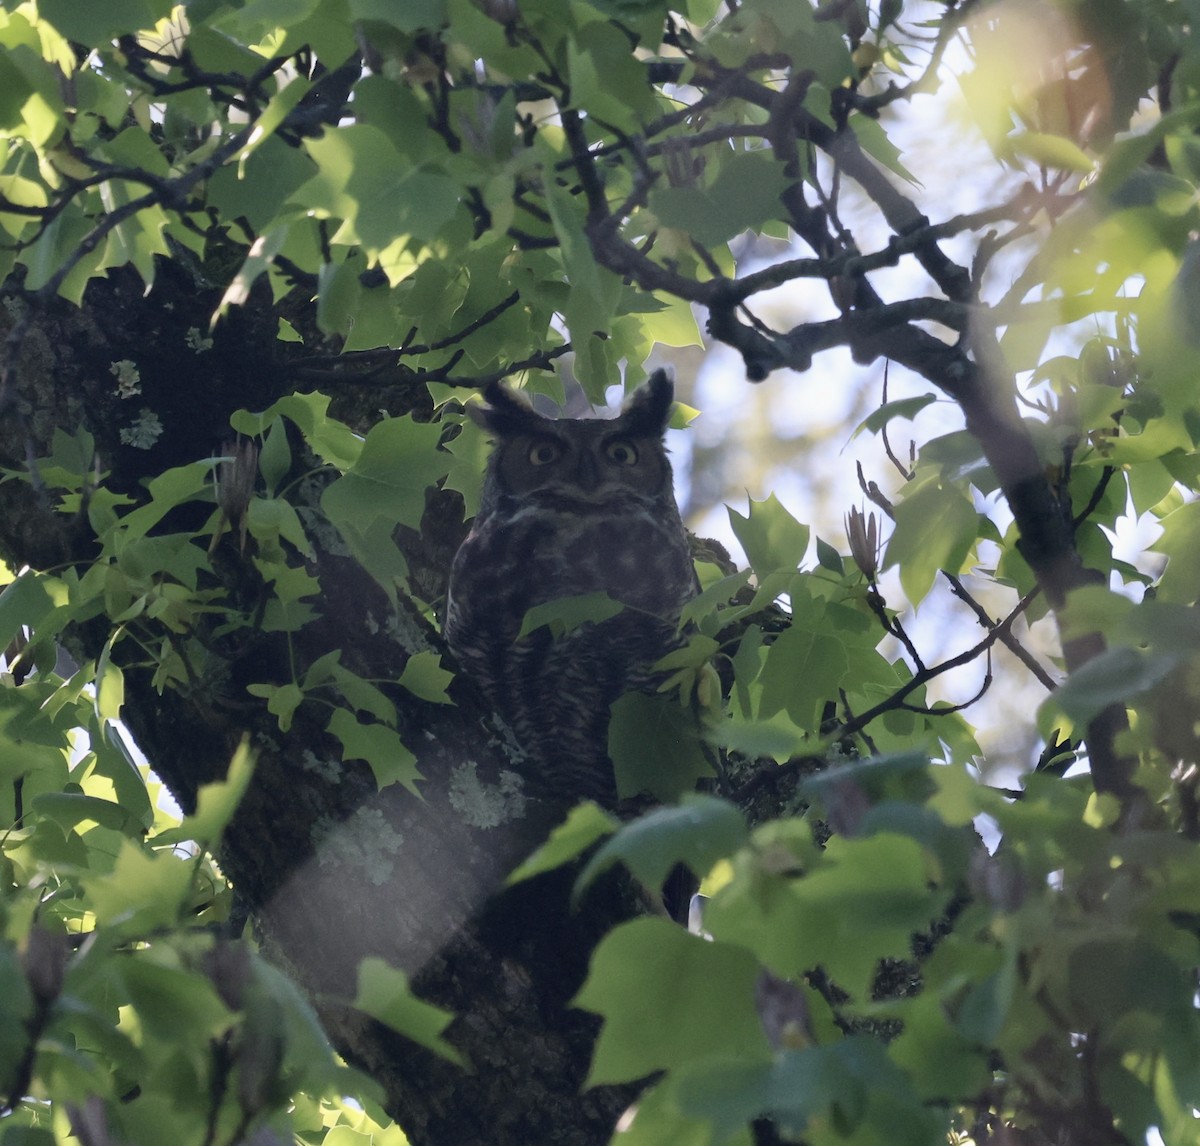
<box><xmin>1041</xmin><ymin>646</ymin><xmax>1176</xmax><ymax>731</ymax></box>
<box><xmin>185</xmin><ymin>23</ymin><xmax>265</xmax><ymax>74</ymax></box>
<box><xmin>728</xmin><ymin>494</ymin><xmax>809</xmax><ymax>579</ymax></box>
<box><xmin>324</xmin><ymin>516</ymin><xmax>410</xmax><ymax>603</ymax></box>
<box><xmin>574</xmin><ymin>918</ymin><xmax>770</xmax><ymax>1085</ymax></box>
<box><xmin>253</xmin><ymin>958</ymin><xmax>344</xmax><ymax>1090</ymax></box>
<box><xmin>354</xmin><ymin>957</ymin><xmax>465</xmax><ymax>1067</ymax></box>
<box><xmin>330</xmin><ymin>665</ymin><xmax>396</xmax><ymax>725</ymax></box>
<box><xmin>238</xmin><ymin>76</ymin><xmax>314</xmax><ymax>163</ymax></box>
<box><xmin>322</xmin><ymin>1130</ymin><xmax>372</xmax><ymax>1146</ymax></box>
<box><xmin>39</xmin><ymin>0</ymin><xmax>175</xmax><ymax>41</ymax></box>
<box><xmin>328</xmin><ymin>708</ymin><xmax>421</xmax><ymax>794</ymax></box>
<box><xmin>215</xmin><ymin>227</ymin><xmax>289</xmax><ymax>319</ymax></box>
<box><xmin>0</xmin><ymin>173</ymin><xmax>47</xmax><ymax>241</ymax></box>
<box><xmin>0</xmin><ymin>573</ymin><xmax>58</xmax><ymax>651</ymax></box>
<box><xmin>506</xmin><ymin>801</ymin><xmax>618</xmax><ymax>885</ymax></box>
<box><xmin>676</xmin><ymin>1037</ymin><xmax>945</xmax><ymax>1144</ymax></box>
<box><xmin>297</xmin><ymin>125</ymin><xmax>461</xmax><ymax>254</ymax></box>
<box><xmin>1151</xmin><ymin>498</ymin><xmax>1200</xmax><ymax>602</ymax></box>
<box><xmin>320</xmin><ymin>415</ymin><xmax>450</xmax><ymax>535</ymax></box>
<box><xmin>852</xmin><ymin>394</ymin><xmax>937</xmax><ymax>437</ymax></box>
<box><xmin>440</xmin><ymin>415</ymin><xmax>488</xmax><ymax>519</ymax></box>
<box><xmin>104</xmin><ymin>460</ymin><xmax>214</xmax><ymax>546</ymax></box>
<box><xmin>645</xmin><ymin>292</ymin><xmax>704</xmax><ymax>349</ymax></box>
<box><xmin>247</xmin><ymin>681</ymin><xmax>305</xmax><ymax>732</ymax></box>
<box><xmin>100</xmin><ymin>125</ymin><xmax>170</xmax><ymax>177</ymax></box>
<box><xmin>45</xmin><ymin>425</ymin><xmax>97</xmax><ymax>487</ymax></box>
<box><xmin>517</xmin><ymin>592</ymin><xmax>624</xmax><ymax>640</ymax></box>
<box><xmin>1</xmin><ymin>1126</ymin><xmax>57</xmax><ymax>1146</ymax></box>
<box><xmin>209</xmin><ymin>136</ymin><xmax>316</xmax><ymax>232</ymax></box>
<box><xmin>231</xmin><ymin>391</ymin><xmax>363</xmax><ymax>470</ymax></box>
<box><xmin>82</xmin><ymin>841</ymin><xmax>194</xmax><ymax>931</ymax></box>
<box><xmin>849</xmin><ymin>113</ymin><xmax>920</xmax><ymax>184</ymax></box>
<box><xmin>90</xmin><ymin>722</ymin><xmax>155</xmax><ymax>830</ymax></box>
<box><xmin>576</xmin><ymin>794</ymin><xmax>748</xmax><ymax>899</ymax></box>
<box><xmin>94</xmin><ymin>649</ymin><xmax>124</xmax><ymax>722</ymax></box>
<box><xmin>118</xmin><ymin>959</ymin><xmax>232</xmax><ymax>1044</ymax></box>
<box><xmin>246</xmin><ymin>496</ymin><xmax>313</xmax><ymax>559</ymax></box>
<box><xmin>1068</xmin><ymin>937</ymin><xmax>1190</xmax><ymax>1025</ymax></box>
<box><xmin>315</xmin><ymin>256</ymin><xmax>362</xmax><ymax>339</ymax></box>
<box><xmin>815</xmin><ymin>535</ymin><xmax>844</xmax><ymax>574</ymax></box>
<box><xmin>350</xmin><ymin>0</ymin><xmax>445</xmax><ymax>31</ymax></box>
<box><xmin>919</xmin><ymin>430</ymin><xmax>992</xmax><ymax>486</ymax></box>
<box><xmin>397</xmin><ymin>650</ymin><xmax>454</xmax><ymax>704</ymax></box>
<box><xmin>1004</xmin><ymin>131</ymin><xmax>1096</xmax><ymax>174</ymax></box>
<box><xmin>0</xmin><ymin>55</ymin><xmax>35</xmax><ymax>137</ymax></box>
<box><xmin>155</xmin><ymin>741</ymin><xmax>255</xmax><ymax>849</ymax></box>
<box><xmin>888</xmin><ymin>963</ymin><xmax>995</xmax><ymax>1100</ymax></box>
<box><xmin>608</xmin><ymin>691</ymin><xmax>712</xmax><ymax>801</ymax></box>
<box><xmin>884</xmin><ymin>480</ymin><xmax>978</xmax><ymax>605</ymax></box>
<box><xmin>705</xmin><ymin>831</ymin><xmax>941</xmax><ymax>995</ymax></box>
<box><xmin>22</xmin><ymin>205</ymin><xmax>94</xmax><ymax>302</ymax></box>
<box><xmin>31</xmin><ymin>792</ymin><xmax>144</xmax><ymax>836</ymax></box>
<box><xmin>567</xmin><ymin>18</ymin><xmax>658</xmax><ymax>125</ymax></box>
<box><xmin>255</xmin><ymin>561</ymin><xmax>319</xmax><ymax>628</ymax></box>
<box><xmin>757</xmin><ymin>609</ymin><xmax>849</xmax><ymax>733</ymax></box>
<box><xmin>953</xmin><ymin>954</ymin><xmax>1019</xmax><ymax>1046</ymax></box>
<box><xmin>546</xmin><ymin>180</ymin><xmax>622</xmax><ymax>389</ymax></box>
<box><xmin>801</xmin><ymin>751</ymin><xmax>935</xmax><ymax>808</ymax></box>
<box><xmin>650</xmin><ymin>152</ymin><xmax>789</xmax><ymax>246</ymax></box>
<box><xmin>611</xmin><ymin>1076</ymin><xmax>742</xmax><ymax>1146</ymax></box>
<box><xmin>679</xmin><ymin>569</ymin><xmax>753</xmax><ymax>628</ymax></box>
<box><xmin>1057</xmin><ymin>584</ymin><xmax>1136</xmax><ymax>643</ymax></box>
<box><xmin>716</xmin><ymin>709</ymin><xmax>808</xmax><ymax>762</ymax></box>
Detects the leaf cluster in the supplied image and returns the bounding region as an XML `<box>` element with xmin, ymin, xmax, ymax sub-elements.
<box><xmin>4</xmin><ymin>0</ymin><xmax>1200</xmax><ymax>1143</ymax></box>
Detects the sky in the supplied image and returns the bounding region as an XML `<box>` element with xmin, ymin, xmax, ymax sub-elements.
<box><xmin>635</xmin><ymin>1</ymin><xmax>1168</xmax><ymax>789</ymax></box>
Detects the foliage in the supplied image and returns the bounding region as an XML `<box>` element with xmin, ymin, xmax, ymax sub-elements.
<box><xmin>1</xmin><ymin>0</ymin><xmax>1200</xmax><ymax>1143</ymax></box>
<box><xmin>0</xmin><ymin>716</ymin><xmax>408</xmax><ymax>1146</ymax></box>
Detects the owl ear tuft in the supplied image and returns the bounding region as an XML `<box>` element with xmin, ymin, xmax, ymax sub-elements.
<box><xmin>619</xmin><ymin>369</ymin><xmax>674</xmax><ymax>437</ymax></box>
<box><xmin>467</xmin><ymin>383</ymin><xmax>546</xmax><ymax>435</ymax></box>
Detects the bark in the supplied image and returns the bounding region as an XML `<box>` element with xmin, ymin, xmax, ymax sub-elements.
<box><xmin>0</xmin><ymin>263</ymin><xmax>638</xmax><ymax>1145</ymax></box>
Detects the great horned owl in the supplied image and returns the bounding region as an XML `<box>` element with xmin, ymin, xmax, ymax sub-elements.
<box><xmin>444</xmin><ymin>370</ymin><xmax>697</xmax><ymax>807</ymax></box>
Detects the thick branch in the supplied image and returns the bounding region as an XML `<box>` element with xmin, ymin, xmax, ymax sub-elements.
<box><xmin>954</xmin><ymin>329</ymin><xmax>1137</xmax><ymax>802</ymax></box>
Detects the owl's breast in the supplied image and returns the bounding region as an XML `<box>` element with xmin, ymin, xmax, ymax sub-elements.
<box><xmin>446</xmin><ymin>497</ymin><xmax>695</xmax><ymax>654</ymax></box>
<box><xmin>549</xmin><ymin>507</ymin><xmax>693</xmax><ymax>615</ymax></box>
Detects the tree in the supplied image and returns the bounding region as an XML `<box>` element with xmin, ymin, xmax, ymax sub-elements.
<box><xmin>1</xmin><ymin>0</ymin><xmax>1199</xmax><ymax>1142</ymax></box>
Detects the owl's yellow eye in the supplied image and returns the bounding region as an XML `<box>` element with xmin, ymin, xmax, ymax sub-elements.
<box><xmin>528</xmin><ymin>440</ymin><xmax>562</xmax><ymax>465</ymax></box>
<box><xmin>605</xmin><ymin>439</ymin><xmax>638</xmax><ymax>466</ymax></box>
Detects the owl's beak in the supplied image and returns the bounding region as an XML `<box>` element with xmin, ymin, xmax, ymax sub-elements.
<box><xmin>574</xmin><ymin>450</ymin><xmax>601</xmax><ymax>492</ymax></box>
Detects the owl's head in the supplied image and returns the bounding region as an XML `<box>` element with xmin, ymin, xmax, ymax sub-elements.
<box><xmin>469</xmin><ymin>370</ymin><xmax>678</xmax><ymax>509</ymax></box>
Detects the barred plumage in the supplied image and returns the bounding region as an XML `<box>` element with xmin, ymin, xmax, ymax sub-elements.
<box><xmin>444</xmin><ymin>371</ymin><xmax>696</xmax><ymax>806</ymax></box>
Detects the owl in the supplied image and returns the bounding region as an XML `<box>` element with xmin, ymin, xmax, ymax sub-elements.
<box><xmin>444</xmin><ymin>370</ymin><xmax>697</xmax><ymax>807</ymax></box>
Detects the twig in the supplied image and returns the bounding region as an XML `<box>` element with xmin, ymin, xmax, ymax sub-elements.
<box><xmin>839</xmin><ymin>690</ymin><xmax>878</xmax><ymax>755</ymax></box>
<box><xmin>943</xmin><ymin>573</ymin><xmax>1055</xmax><ymax>690</ymax></box>
<box><xmin>834</xmin><ymin>589</ymin><xmax>1040</xmax><ymax>743</ymax></box>
<box><xmin>855</xmin><ymin>460</ymin><xmax>895</xmax><ymax>517</ymax></box>
<box><xmin>879</xmin><ymin>363</ymin><xmax>914</xmax><ymax>481</ymax></box>
<box><xmin>899</xmin><ymin>647</ymin><xmax>992</xmax><ymax>715</ymax></box>
<box><xmin>864</xmin><ymin>586</ymin><xmax>926</xmax><ymax>673</ymax></box>
<box><xmin>291</xmin><ymin>344</ymin><xmax>573</xmax><ymax>390</ymax></box>
<box><xmin>848</xmin><ymin>0</ymin><xmax>982</xmax><ymax>113</ymax></box>
<box><xmin>1072</xmin><ymin>466</ymin><xmax>1117</xmax><ymax>530</ymax></box>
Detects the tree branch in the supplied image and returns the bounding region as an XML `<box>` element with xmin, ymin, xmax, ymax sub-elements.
<box><xmin>835</xmin><ymin>589</ymin><xmax>1038</xmax><ymax>743</ymax></box>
